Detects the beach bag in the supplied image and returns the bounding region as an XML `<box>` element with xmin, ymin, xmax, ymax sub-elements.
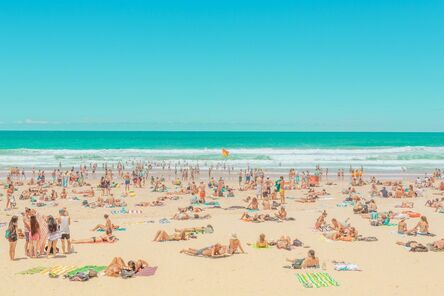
<box><xmin>370</xmin><ymin>220</ymin><xmax>380</xmax><ymax>226</ymax></box>
<box><xmin>293</xmin><ymin>239</ymin><xmax>303</xmax><ymax>247</ymax></box>
<box><xmin>69</xmin><ymin>272</ymin><xmax>90</xmax><ymax>281</ymax></box>
<box><xmin>410</xmin><ymin>245</ymin><xmax>428</xmax><ymax>252</ymax></box>
<box><xmin>121</xmin><ymin>269</ymin><xmax>135</xmax><ymax>279</ymax></box>
<box><xmin>291</xmin><ymin>259</ymin><xmax>304</xmax><ymax>269</ymax></box>
<box><xmin>5</xmin><ymin>230</ymin><xmax>10</xmax><ymax>239</ymax></box>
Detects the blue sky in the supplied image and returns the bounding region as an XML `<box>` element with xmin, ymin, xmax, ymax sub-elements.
<box><xmin>0</xmin><ymin>0</ymin><xmax>443</xmax><ymax>131</ymax></box>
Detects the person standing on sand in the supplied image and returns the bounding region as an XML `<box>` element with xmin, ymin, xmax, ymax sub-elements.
<box><xmin>6</xmin><ymin>182</ymin><xmax>14</xmax><ymax>210</ymax></box>
<box><xmin>58</xmin><ymin>209</ymin><xmax>71</xmax><ymax>254</ymax></box>
<box><xmin>124</xmin><ymin>172</ymin><xmax>131</xmax><ymax>194</ymax></box>
<box><xmin>238</xmin><ymin>170</ymin><xmax>243</xmax><ymax>188</ymax></box>
<box><xmin>6</xmin><ymin>215</ymin><xmax>19</xmax><ymax>260</ymax></box>
<box><xmin>198</xmin><ymin>181</ymin><xmax>206</xmax><ymax>203</ymax></box>
<box><xmin>256</xmin><ymin>176</ymin><xmax>263</xmax><ymax>199</ymax></box>
<box><xmin>29</xmin><ymin>215</ymin><xmax>41</xmax><ymax>258</ymax></box>
<box><xmin>46</xmin><ymin>216</ymin><xmax>60</xmax><ymax>258</ymax></box>
<box><xmin>22</xmin><ymin>208</ymin><xmax>32</xmax><ymax>256</ymax></box>
<box><xmin>279</xmin><ymin>176</ymin><xmax>286</xmax><ymax>204</ymax></box>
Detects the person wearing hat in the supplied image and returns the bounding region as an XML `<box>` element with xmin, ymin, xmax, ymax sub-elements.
<box><xmin>398</xmin><ymin>218</ymin><xmax>407</xmax><ymax>234</ymax></box>
<box><xmin>228</xmin><ymin>233</ymin><xmax>245</xmax><ymax>255</ymax></box>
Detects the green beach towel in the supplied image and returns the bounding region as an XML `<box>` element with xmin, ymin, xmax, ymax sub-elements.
<box><xmin>17</xmin><ymin>266</ymin><xmax>47</xmax><ymax>275</ymax></box>
<box><xmin>66</xmin><ymin>265</ymin><xmax>107</xmax><ymax>277</ymax></box>
<box><xmin>296</xmin><ymin>272</ymin><xmax>339</xmax><ymax>288</ymax></box>
<box><xmin>251</xmin><ymin>244</ymin><xmax>271</xmax><ymax>249</ymax></box>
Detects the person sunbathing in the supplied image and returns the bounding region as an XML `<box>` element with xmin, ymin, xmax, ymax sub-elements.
<box><xmin>296</xmin><ymin>196</ymin><xmax>317</xmax><ymax>203</ymax></box>
<box><xmin>286</xmin><ymin>249</ymin><xmax>320</xmax><ymax>269</ymax></box>
<box><xmin>262</xmin><ymin>199</ymin><xmax>271</xmax><ymax>210</ymax></box>
<box><xmin>180</xmin><ymin>243</ymin><xmax>227</xmax><ymax>257</ymax></box>
<box><xmin>172</xmin><ymin>212</ymin><xmax>189</xmax><ymax>220</ymax></box>
<box><xmin>91</xmin><ymin>214</ymin><xmax>116</xmax><ymax>232</ymax></box>
<box><xmin>430</xmin><ymin>238</ymin><xmax>444</xmax><ymax>250</ymax></box>
<box><xmin>105</xmin><ymin>257</ymin><xmax>148</xmax><ymax>277</ymax></box>
<box><xmin>72</xmin><ymin>232</ymin><xmax>118</xmax><ymax>244</ymax></box>
<box><xmin>353</xmin><ymin>201</ymin><xmax>366</xmax><ymax>214</ymax></box>
<box><xmin>272</xmin><ymin>235</ymin><xmax>292</xmax><ymax>250</ymax></box>
<box><xmin>72</xmin><ymin>187</ymin><xmax>95</xmax><ymax>197</ymax></box>
<box><xmin>252</xmin><ymin>233</ymin><xmax>269</xmax><ymax>248</ymax></box>
<box><xmin>398</xmin><ymin>218</ymin><xmax>408</xmax><ymax>234</ymax></box>
<box><xmin>275</xmin><ymin>206</ymin><xmax>287</xmax><ymax>220</ymax></box>
<box><xmin>173</xmin><ymin>212</ymin><xmax>210</xmax><ymax>220</ymax></box>
<box><xmin>227</xmin><ymin>233</ymin><xmax>245</xmax><ymax>254</ymax></box>
<box><xmin>240</xmin><ymin>212</ymin><xmax>253</xmax><ymax>222</ymax></box>
<box><xmin>396</xmin><ymin>202</ymin><xmax>414</xmax><ymax>208</ymax></box>
<box><xmin>367</xmin><ymin>200</ymin><xmax>378</xmax><ymax>212</ymax></box>
<box><xmin>314</xmin><ymin>211</ymin><xmax>327</xmax><ymax>230</ymax></box>
<box><xmin>324</xmin><ymin>227</ymin><xmax>358</xmax><ymax>242</ymax></box>
<box><xmin>136</xmin><ymin>201</ymin><xmax>165</xmax><ymax>207</ymax></box>
<box><xmin>406</xmin><ymin>185</ymin><xmax>416</xmax><ymax>198</ymax></box>
<box><xmin>246</xmin><ymin>197</ymin><xmax>259</xmax><ymax>210</ymax></box>
<box><xmin>396</xmin><ymin>241</ymin><xmax>428</xmax><ymax>252</ymax></box>
<box><xmin>174</xmin><ymin>225</ymin><xmax>214</xmax><ymax>234</ymax></box>
<box><xmin>330</xmin><ymin>218</ymin><xmax>344</xmax><ymax>231</ymax></box>
<box><xmin>153</xmin><ymin>230</ymin><xmax>187</xmax><ymax>242</ymax></box>
<box><xmin>407</xmin><ymin>216</ymin><xmax>430</xmax><ymax>235</ymax></box>
<box><xmin>178</xmin><ymin>206</ymin><xmax>203</xmax><ymax>213</ymax></box>
<box><xmin>341</xmin><ymin>227</ymin><xmax>358</xmax><ymax>241</ymax></box>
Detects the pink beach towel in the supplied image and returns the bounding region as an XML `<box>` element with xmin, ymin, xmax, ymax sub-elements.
<box><xmin>135</xmin><ymin>266</ymin><xmax>157</xmax><ymax>277</ymax></box>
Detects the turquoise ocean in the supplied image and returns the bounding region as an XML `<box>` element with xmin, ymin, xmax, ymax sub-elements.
<box><xmin>0</xmin><ymin>131</ymin><xmax>443</xmax><ymax>172</ymax></box>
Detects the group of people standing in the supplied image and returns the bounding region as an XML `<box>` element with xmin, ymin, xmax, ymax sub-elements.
<box><xmin>5</xmin><ymin>208</ymin><xmax>71</xmax><ymax>260</ymax></box>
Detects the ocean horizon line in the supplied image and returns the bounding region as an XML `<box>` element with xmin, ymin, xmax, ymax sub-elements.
<box><xmin>0</xmin><ymin>130</ymin><xmax>444</xmax><ymax>133</ymax></box>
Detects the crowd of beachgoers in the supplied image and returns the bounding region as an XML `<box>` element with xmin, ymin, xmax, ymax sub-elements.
<box><xmin>2</xmin><ymin>161</ymin><xmax>443</xmax><ymax>283</ymax></box>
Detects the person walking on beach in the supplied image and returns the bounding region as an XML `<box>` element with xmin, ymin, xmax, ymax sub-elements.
<box><xmin>58</xmin><ymin>209</ymin><xmax>71</xmax><ymax>254</ymax></box>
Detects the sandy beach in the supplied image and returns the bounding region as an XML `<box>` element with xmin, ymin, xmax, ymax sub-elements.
<box><xmin>1</xmin><ymin>169</ymin><xmax>443</xmax><ymax>296</ymax></box>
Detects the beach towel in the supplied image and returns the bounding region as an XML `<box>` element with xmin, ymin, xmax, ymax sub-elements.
<box><xmin>97</xmin><ymin>227</ymin><xmax>126</xmax><ymax>232</ymax></box>
<box><xmin>111</xmin><ymin>209</ymin><xmax>143</xmax><ymax>215</ymax></box>
<box><xmin>336</xmin><ymin>201</ymin><xmax>354</xmax><ymax>207</ymax></box>
<box><xmin>26</xmin><ymin>266</ymin><xmax>79</xmax><ymax>276</ymax></box>
<box><xmin>224</xmin><ymin>206</ymin><xmax>246</xmax><ymax>210</ymax></box>
<box><xmin>17</xmin><ymin>266</ymin><xmax>47</xmax><ymax>275</ymax></box>
<box><xmin>159</xmin><ymin>218</ymin><xmax>170</xmax><ymax>224</ymax></box>
<box><xmin>296</xmin><ymin>272</ymin><xmax>339</xmax><ymax>288</ymax></box>
<box><xmin>66</xmin><ymin>265</ymin><xmax>107</xmax><ymax>277</ymax></box>
<box><xmin>251</xmin><ymin>244</ymin><xmax>271</xmax><ymax>249</ymax></box>
<box><xmin>334</xmin><ymin>263</ymin><xmax>361</xmax><ymax>271</ymax></box>
<box><xmin>135</xmin><ymin>266</ymin><xmax>158</xmax><ymax>277</ymax></box>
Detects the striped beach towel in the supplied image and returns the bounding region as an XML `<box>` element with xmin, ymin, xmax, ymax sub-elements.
<box><xmin>296</xmin><ymin>272</ymin><xmax>339</xmax><ymax>288</ymax></box>
<box><xmin>111</xmin><ymin>209</ymin><xmax>143</xmax><ymax>215</ymax></box>
<box><xmin>17</xmin><ymin>265</ymin><xmax>79</xmax><ymax>276</ymax></box>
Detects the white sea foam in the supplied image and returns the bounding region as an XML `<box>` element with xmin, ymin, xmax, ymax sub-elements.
<box><xmin>1</xmin><ymin>147</ymin><xmax>444</xmax><ymax>171</ymax></box>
